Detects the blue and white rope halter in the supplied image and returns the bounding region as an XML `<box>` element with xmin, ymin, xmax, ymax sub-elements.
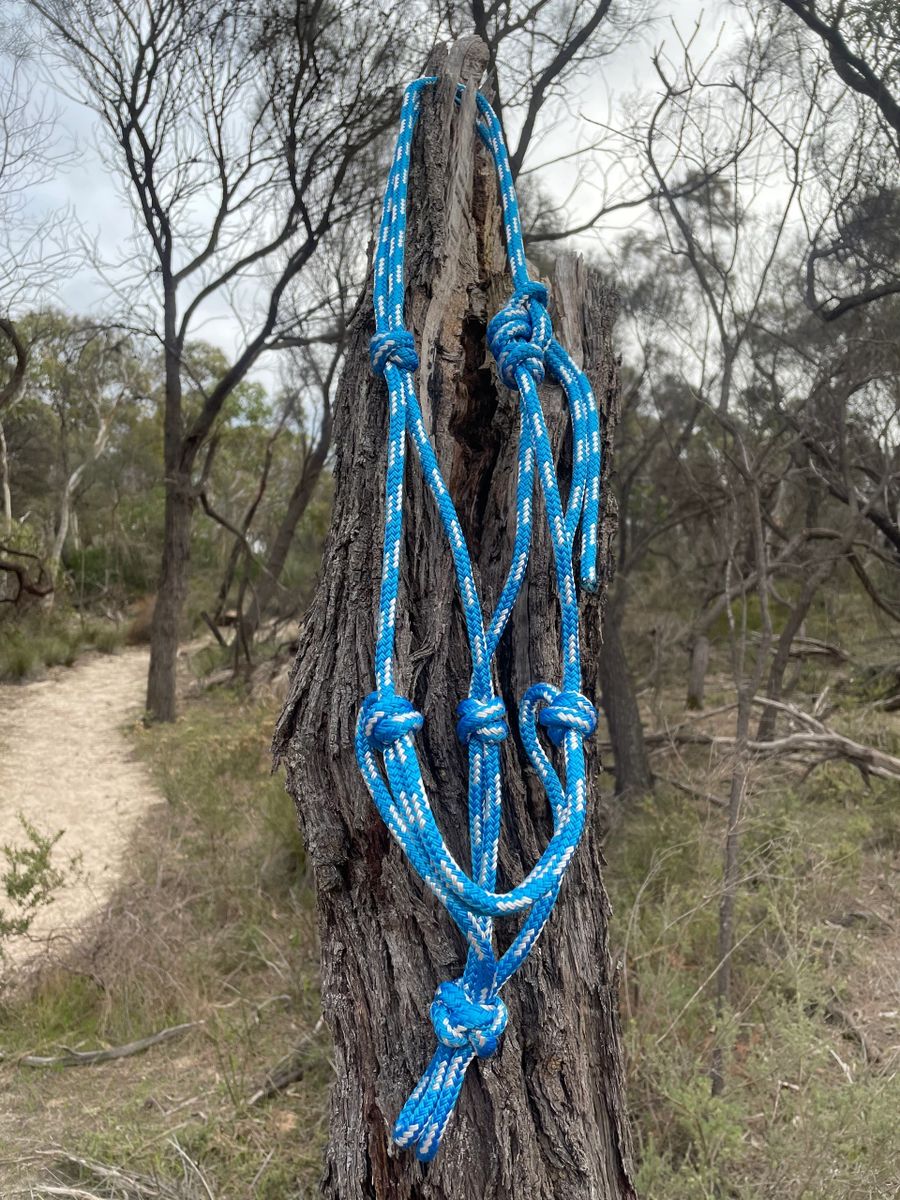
<box><xmin>356</xmin><ymin>76</ymin><xmax>603</xmax><ymax>1162</ymax></box>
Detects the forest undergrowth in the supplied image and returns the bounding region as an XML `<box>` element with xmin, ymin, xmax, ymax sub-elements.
<box><xmin>0</xmin><ymin>629</ymin><xmax>897</xmax><ymax>1199</ymax></box>
<box><xmin>0</xmin><ymin>610</ymin><xmax>125</xmax><ymax>682</ymax></box>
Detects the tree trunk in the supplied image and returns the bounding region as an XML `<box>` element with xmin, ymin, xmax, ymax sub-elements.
<box><xmin>49</xmin><ymin>484</ymin><xmax>72</xmax><ymax>579</ymax></box>
<box><xmin>709</xmin><ymin>688</ymin><xmax>750</xmax><ymax>1097</ymax></box>
<box><xmin>0</xmin><ymin>316</ymin><xmax>28</xmax><ymax>413</ymax></box>
<box><xmin>756</xmin><ymin>559</ymin><xmax>834</xmax><ymax>740</ymax></box>
<box><xmin>49</xmin><ymin>407</ymin><xmax>119</xmax><ymax>581</ymax></box>
<box><xmin>685</xmin><ymin>633</ymin><xmax>710</xmax><ymax>710</ymax></box>
<box><xmin>147</xmin><ymin>307</ymin><xmax>188</xmax><ymax>723</ymax></box>
<box><xmin>0</xmin><ymin>316</ymin><xmax>27</xmax><ymax>540</ymax></box>
<box><xmin>711</xmin><ymin>460</ymin><xmax>772</xmax><ymax>1097</ymax></box>
<box><xmin>241</xmin><ymin>412</ymin><xmax>332</xmax><ymax>642</ymax></box>
<box><xmin>598</xmin><ymin>585</ymin><xmax>652</xmax><ymax>798</ymax></box>
<box><xmin>213</xmin><ymin>424</ymin><xmax>282</xmax><ymax>624</ymax></box>
<box><xmin>146</xmin><ymin>471</ymin><xmax>193</xmax><ymax>722</ymax></box>
<box><xmin>0</xmin><ymin>417</ymin><xmax>11</xmax><ymax>536</ymax></box>
<box><xmin>275</xmin><ymin>41</ymin><xmax>635</xmax><ymax>1200</ymax></box>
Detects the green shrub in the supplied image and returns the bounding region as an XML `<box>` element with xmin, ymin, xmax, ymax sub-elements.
<box><xmin>83</xmin><ymin>620</ymin><xmax>125</xmax><ymax>655</ymax></box>
<box><xmin>1</xmin><ymin>815</ymin><xmax>66</xmax><ymax>951</ymax></box>
<box><xmin>0</xmin><ymin>611</ymin><xmax>123</xmax><ymax>681</ymax></box>
<box><xmin>0</xmin><ymin>640</ymin><xmax>39</xmax><ymax>681</ymax></box>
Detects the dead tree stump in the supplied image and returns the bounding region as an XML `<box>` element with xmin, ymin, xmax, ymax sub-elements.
<box><xmin>275</xmin><ymin>38</ymin><xmax>635</xmax><ymax>1200</ymax></box>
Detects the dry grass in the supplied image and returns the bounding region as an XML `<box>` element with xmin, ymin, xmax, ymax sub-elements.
<box><xmin>1</xmin><ymin>584</ymin><xmax>898</xmax><ymax>1198</ymax></box>
<box><xmin>0</xmin><ymin>690</ymin><xmax>329</xmax><ymax>1199</ymax></box>
<box><xmin>608</xmin><ymin>765</ymin><xmax>900</xmax><ymax>1199</ymax></box>
<box><xmin>604</xmin><ymin>587</ymin><xmax>900</xmax><ymax>1200</ymax></box>
<box><xmin>0</xmin><ymin>612</ymin><xmax>125</xmax><ymax>683</ymax></box>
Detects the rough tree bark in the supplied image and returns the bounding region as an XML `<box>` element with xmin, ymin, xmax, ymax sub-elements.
<box><xmin>275</xmin><ymin>40</ymin><xmax>635</xmax><ymax>1200</ymax></box>
<box><xmin>0</xmin><ymin>418</ymin><xmax>11</xmax><ymax>535</ymax></box>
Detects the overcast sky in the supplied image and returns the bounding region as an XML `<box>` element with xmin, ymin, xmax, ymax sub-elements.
<box><xmin>19</xmin><ymin>0</ymin><xmax>734</xmax><ymax>389</ymax></box>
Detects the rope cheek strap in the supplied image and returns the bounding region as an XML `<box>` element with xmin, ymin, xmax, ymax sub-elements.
<box><xmin>355</xmin><ymin>76</ymin><xmax>603</xmax><ymax>1162</ymax></box>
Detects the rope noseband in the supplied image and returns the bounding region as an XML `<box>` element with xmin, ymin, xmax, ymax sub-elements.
<box><xmin>356</xmin><ymin>76</ymin><xmax>603</xmax><ymax>1161</ymax></box>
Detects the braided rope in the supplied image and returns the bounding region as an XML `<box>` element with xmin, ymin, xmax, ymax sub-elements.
<box><xmin>356</xmin><ymin>76</ymin><xmax>603</xmax><ymax>1161</ymax></box>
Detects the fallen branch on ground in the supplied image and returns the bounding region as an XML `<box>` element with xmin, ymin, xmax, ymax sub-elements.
<box><xmin>748</xmin><ymin>632</ymin><xmax>849</xmax><ymax>661</ymax></box>
<box><xmin>604</xmin><ymin>696</ymin><xmax>900</xmax><ymax>782</ymax></box>
<box><xmin>1</xmin><ymin>1021</ymin><xmax>201</xmax><ymax>1067</ymax></box>
<box><xmin>10</xmin><ymin>1148</ymin><xmax>190</xmax><ymax>1199</ymax></box>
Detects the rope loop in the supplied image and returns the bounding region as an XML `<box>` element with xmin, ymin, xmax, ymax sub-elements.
<box><xmin>431</xmin><ymin>980</ymin><xmax>508</xmax><ymax>1057</ymax></box>
<box><xmin>359</xmin><ymin>690</ymin><xmax>424</xmax><ymax>749</ymax></box>
<box><xmin>537</xmin><ymin>688</ymin><xmax>598</xmax><ymax>747</ymax></box>
<box><xmin>456</xmin><ymin>696</ymin><xmax>508</xmax><ymax>745</ymax></box>
<box><xmin>357</xmin><ymin>75</ymin><xmax>605</xmax><ymax>1160</ymax></box>
<box><xmin>370</xmin><ymin>329</ymin><xmax>419</xmax><ymax>376</ymax></box>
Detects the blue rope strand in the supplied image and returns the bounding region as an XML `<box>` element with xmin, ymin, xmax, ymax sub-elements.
<box><xmin>356</xmin><ymin>76</ymin><xmax>603</xmax><ymax>1161</ymax></box>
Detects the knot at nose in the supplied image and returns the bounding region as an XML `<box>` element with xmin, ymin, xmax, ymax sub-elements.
<box><xmin>431</xmin><ymin>981</ymin><xmax>508</xmax><ymax>1058</ymax></box>
<box><xmin>359</xmin><ymin>691</ymin><xmax>424</xmax><ymax>749</ymax></box>
<box><xmin>370</xmin><ymin>329</ymin><xmax>419</xmax><ymax>376</ymax></box>
<box><xmin>538</xmin><ymin>689</ymin><xmax>597</xmax><ymax>747</ymax></box>
<box><xmin>487</xmin><ymin>282</ymin><xmax>552</xmax><ymax>388</ymax></box>
<box><xmin>455</xmin><ymin>696</ymin><xmax>508</xmax><ymax>745</ymax></box>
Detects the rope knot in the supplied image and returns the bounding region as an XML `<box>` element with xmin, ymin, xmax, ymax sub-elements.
<box><xmin>360</xmin><ymin>690</ymin><xmax>424</xmax><ymax>749</ymax></box>
<box><xmin>513</xmin><ymin>281</ymin><xmax>549</xmax><ymax>306</ymax></box>
<box><xmin>538</xmin><ymin>689</ymin><xmax>597</xmax><ymax>747</ymax></box>
<box><xmin>370</xmin><ymin>329</ymin><xmax>419</xmax><ymax>376</ymax></box>
<box><xmin>456</xmin><ymin>696</ymin><xmax>508</xmax><ymax>745</ymax></box>
<box><xmin>430</xmin><ymin>981</ymin><xmax>508</xmax><ymax>1058</ymax></box>
<box><xmin>487</xmin><ymin>284</ymin><xmax>552</xmax><ymax>388</ymax></box>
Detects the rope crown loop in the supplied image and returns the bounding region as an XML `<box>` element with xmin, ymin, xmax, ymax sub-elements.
<box><xmin>431</xmin><ymin>981</ymin><xmax>508</xmax><ymax>1058</ymax></box>
<box><xmin>360</xmin><ymin>690</ymin><xmax>424</xmax><ymax>749</ymax></box>
<box><xmin>456</xmin><ymin>696</ymin><xmax>508</xmax><ymax>745</ymax></box>
<box><xmin>370</xmin><ymin>329</ymin><xmax>419</xmax><ymax>376</ymax></box>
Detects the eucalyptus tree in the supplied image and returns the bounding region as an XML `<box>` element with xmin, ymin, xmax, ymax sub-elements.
<box><xmin>28</xmin><ymin>0</ymin><xmax>414</xmax><ymax>719</ymax></box>
<box><xmin>771</xmin><ymin>0</ymin><xmax>900</xmax><ymax>318</ymax></box>
<box><xmin>20</xmin><ymin>314</ymin><xmax>148</xmax><ymax>579</ymax></box>
<box><xmin>624</xmin><ymin>12</ymin><xmax>823</xmax><ymax>1093</ymax></box>
<box><xmin>0</xmin><ymin>29</ymin><xmax>74</xmax><ymax>536</ymax></box>
<box><xmin>744</xmin><ymin>290</ymin><xmax>900</xmax><ymax>737</ymax></box>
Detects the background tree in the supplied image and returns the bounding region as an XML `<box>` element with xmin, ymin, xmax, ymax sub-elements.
<box><xmin>0</xmin><ymin>25</ymin><xmax>74</xmax><ymax>542</ymax></box>
<box><xmin>16</xmin><ymin>315</ymin><xmax>147</xmax><ymax>579</ymax></box>
<box><xmin>771</xmin><ymin>0</ymin><xmax>900</xmax><ymax>318</ymax></box>
<box><xmin>28</xmin><ymin>0</ymin><xmax>414</xmax><ymax>718</ymax></box>
<box><xmin>615</xmin><ymin>10</ymin><xmax>900</xmax><ymax>1095</ymax></box>
<box><xmin>218</xmin><ymin>222</ymin><xmax>361</xmax><ymax>653</ymax></box>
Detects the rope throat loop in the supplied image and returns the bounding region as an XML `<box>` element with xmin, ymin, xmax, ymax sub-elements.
<box><xmin>355</xmin><ymin>75</ymin><xmax>603</xmax><ymax>1162</ymax></box>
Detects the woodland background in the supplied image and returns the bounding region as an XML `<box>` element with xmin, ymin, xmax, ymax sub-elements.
<box><xmin>0</xmin><ymin>1</ymin><xmax>898</xmax><ymax>1197</ymax></box>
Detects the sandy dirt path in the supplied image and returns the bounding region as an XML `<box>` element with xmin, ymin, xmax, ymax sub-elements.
<box><xmin>0</xmin><ymin>648</ymin><xmax>162</xmax><ymax>967</ymax></box>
